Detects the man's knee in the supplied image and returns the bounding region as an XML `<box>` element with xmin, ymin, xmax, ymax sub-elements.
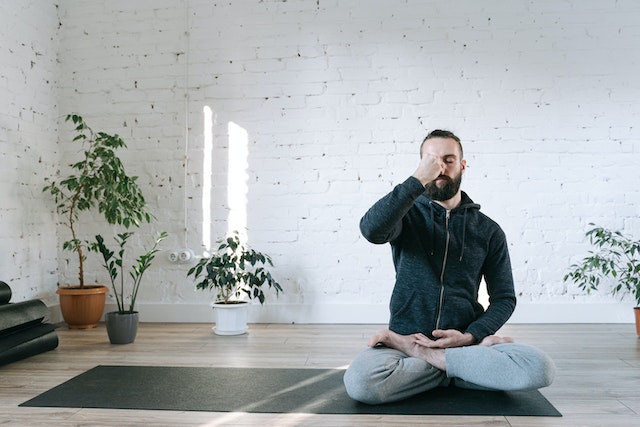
<box><xmin>526</xmin><ymin>348</ymin><xmax>556</xmax><ymax>389</ymax></box>
<box><xmin>343</xmin><ymin>362</ymin><xmax>388</xmax><ymax>404</ymax></box>
<box><xmin>502</xmin><ymin>344</ymin><xmax>556</xmax><ymax>390</ymax></box>
<box><xmin>344</xmin><ymin>347</ymin><xmax>447</xmax><ymax>404</ymax></box>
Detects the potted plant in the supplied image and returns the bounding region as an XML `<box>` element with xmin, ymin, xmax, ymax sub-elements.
<box><xmin>43</xmin><ymin>114</ymin><xmax>151</xmax><ymax>328</ymax></box>
<box><xmin>186</xmin><ymin>232</ymin><xmax>283</xmax><ymax>335</ymax></box>
<box><xmin>564</xmin><ymin>224</ymin><xmax>640</xmax><ymax>335</ymax></box>
<box><xmin>93</xmin><ymin>231</ymin><xmax>167</xmax><ymax>344</ymax></box>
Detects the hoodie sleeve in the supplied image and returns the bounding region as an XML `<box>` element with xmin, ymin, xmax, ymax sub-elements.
<box><xmin>464</xmin><ymin>227</ymin><xmax>517</xmax><ymax>341</ymax></box>
<box><xmin>360</xmin><ymin>176</ymin><xmax>427</xmax><ymax>244</ymax></box>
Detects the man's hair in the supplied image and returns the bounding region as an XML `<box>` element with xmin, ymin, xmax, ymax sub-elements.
<box><xmin>420</xmin><ymin>129</ymin><xmax>463</xmax><ymax>158</ymax></box>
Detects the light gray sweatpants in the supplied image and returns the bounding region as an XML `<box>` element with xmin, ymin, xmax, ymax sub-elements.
<box><xmin>343</xmin><ymin>343</ymin><xmax>556</xmax><ymax>404</ymax></box>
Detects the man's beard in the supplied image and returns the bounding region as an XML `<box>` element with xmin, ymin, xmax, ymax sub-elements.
<box><xmin>424</xmin><ymin>172</ymin><xmax>462</xmax><ymax>201</ymax></box>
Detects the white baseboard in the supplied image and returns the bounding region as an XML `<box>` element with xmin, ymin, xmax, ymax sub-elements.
<box><xmin>48</xmin><ymin>302</ymin><xmax>636</xmax><ymax>324</ymax></box>
<box><xmin>508</xmin><ymin>302</ymin><xmax>636</xmax><ymax>324</ymax></box>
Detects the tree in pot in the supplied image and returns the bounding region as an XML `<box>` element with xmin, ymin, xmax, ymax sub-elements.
<box><xmin>43</xmin><ymin>114</ymin><xmax>151</xmax><ymax>328</ymax></box>
<box><xmin>564</xmin><ymin>224</ymin><xmax>640</xmax><ymax>335</ymax></box>
<box><xmin>187</xmin><ymin>232</ymin><xmax>283</xmax><ymax>335</ymax></box>
<box><xmin>93</xmin><ymin>231</ymin><xmax>167</xmax><ymax>344</ymax></box>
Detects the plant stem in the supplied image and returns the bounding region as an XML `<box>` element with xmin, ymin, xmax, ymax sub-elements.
<box><xmin>69</xmin><ymin>186</ymin><xmax>84</xmax><ymax>287</ymax></box>
<box><xmin>118</xmin><ymin>244</ymin><xmax>125</xmax><ymax>313</ymax></box>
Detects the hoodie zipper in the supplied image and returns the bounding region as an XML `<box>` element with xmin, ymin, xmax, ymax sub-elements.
<box><xmin>434</xmin><ymin>209</ymin><xmax>451</xmax><ymax>331</ymax></box>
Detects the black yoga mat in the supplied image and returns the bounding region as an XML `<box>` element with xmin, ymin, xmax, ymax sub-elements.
<box><xmin>21</xmin><ymin>365</ymin><xmax>561</xmax><ymax>416</ymax></box>
<box><xmin>0</xmin><ymin>323</ymin><xmax>57</xmax><ymax>352</ymax></box>
<box><xmin>0</xmin><ymin>300</ymin><xmax>49</xmax><ymax>336</ymax></box>
<box><xmin>0</xmin><ymin>324</ymin><xmax>59</xmax><ymax>366</ymax></box>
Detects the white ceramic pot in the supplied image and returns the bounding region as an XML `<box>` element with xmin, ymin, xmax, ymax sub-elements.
<box><xmin>211</xmin><ymin>301</ymin><xmax>249</xmax><ymax>335</ymax></box>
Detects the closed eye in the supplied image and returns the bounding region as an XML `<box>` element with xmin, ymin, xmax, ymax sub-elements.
<box><xmin>443</xmin><ymin>155</ymin><xmax>457</xmax><ymax>164</ymax></box>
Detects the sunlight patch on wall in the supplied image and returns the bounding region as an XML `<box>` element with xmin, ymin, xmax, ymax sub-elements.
<box><xmin>202</xmin><ymin>106</ymin><xmax>214</xmax><ymax>251</ymax></box>
<box><xmin>227</xmin><ymin>121</ymin><xmax>249</xmax><ymax>242</ymax></box>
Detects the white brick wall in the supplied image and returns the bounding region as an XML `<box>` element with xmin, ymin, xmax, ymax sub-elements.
<box><xmin>3</xmin><ymin>0</ymin><xmax>640</xmax><ymax>323</ymax></box>
<box><xmin>0</xmin><ymin>1</ymin><xmax>60</xmax><ymax>305</ymax></box>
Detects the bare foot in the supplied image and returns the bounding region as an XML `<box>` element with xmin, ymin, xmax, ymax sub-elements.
<box><xmin>405</xmin><ymin>341</ymin><xmax>446</xmax><ymax>370</ymax></box>
<box><xmin>367</xmin><ymin>329</ymin><xmax>392</xmax><ymax>347</ymax></box>
<box><xmin>367</xmin><ymin>329</ymin><xmax>412</xmax><ymax>349</ymax></box>
<box><xmin>368</xmin><ymin>329</ymin><xmax>447</xmax><ymax>371</ymax></box>
<box><xmin>479</xmin><ymin>335</ymin><xmax>515</xmax><ymax>347</ymax></box>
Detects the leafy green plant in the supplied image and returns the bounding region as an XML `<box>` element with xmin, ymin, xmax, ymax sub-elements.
<box><xmin>187</xmin><ymin>232</ymin><xmax>283</xmax><ymax>304</ymax></box>
<box><xmin>43</xmin><ymin>114</ymin><xmax>151</xmax><ymax>287</ymax></box>
<box><xmin>564</xmin><ymin>224</ymin><xmax>640</xmax><ymax>306</ymax></box>
<box><xmin>93</xmin><ymin>231</ymin><xmax>168</xmax><ymax>313</ymax></box>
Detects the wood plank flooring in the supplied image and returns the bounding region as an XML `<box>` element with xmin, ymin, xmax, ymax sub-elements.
<box><xmin>1</xmin><ymin>323</ymin><xmax>639</xmax><ymax>426</ymax></box>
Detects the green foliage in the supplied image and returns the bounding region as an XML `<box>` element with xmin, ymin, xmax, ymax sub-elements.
<box><xmin>43</xmin><ymin>114</ymin><xmax>151</xmax><ymax>287</ymax></box>
<box><xmin>187</xmin><ymin>232</ymin><xmax>283</xmax><ymax>304</ymax></box>
<box><xmin>93</xmin><ymin>231</ymin><xmax>167</xmax><ymax>313</ymax></box>
<box><xmin>564</xmin><ymin>224</ymin><xmax>640</xmax><ymax>306</ymax></box>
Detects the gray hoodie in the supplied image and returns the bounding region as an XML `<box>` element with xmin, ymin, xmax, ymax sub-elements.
<box><xmin>360</xmin><ymin>176</ymin><xmax>516</xmax><ymax>342</ymax></box>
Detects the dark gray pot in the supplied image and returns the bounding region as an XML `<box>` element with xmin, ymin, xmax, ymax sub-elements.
<box><xmin>105</xmin><ymin>311</ymin><xmax>139</xmax><ymax>344</ymax></box>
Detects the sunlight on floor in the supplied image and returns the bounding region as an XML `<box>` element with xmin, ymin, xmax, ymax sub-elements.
<box><xmin>197</xmin><ymin>370</ymin><xmax>343</xmax><ymax>427</ymax></box>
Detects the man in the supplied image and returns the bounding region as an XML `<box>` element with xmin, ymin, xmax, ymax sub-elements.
<box><xmin>343</xmin><ymin>130</ymin><xmax>555</xmax><ymax>404</ymax></box>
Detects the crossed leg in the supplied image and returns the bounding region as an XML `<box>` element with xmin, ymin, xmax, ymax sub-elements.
<box><xmin>344</xmin><ymin>330</ymin><xmax>554</xmax><ymax>404</ymax></box>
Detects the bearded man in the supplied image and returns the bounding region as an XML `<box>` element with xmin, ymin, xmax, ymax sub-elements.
<box><xmin>343</xmin><ymin>130</ymin><xmax>555</xmax><ymax>404</ymax></box>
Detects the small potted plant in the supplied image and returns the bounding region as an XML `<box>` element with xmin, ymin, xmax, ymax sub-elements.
<box><xmin>92</xmin><ymin>231</ymin><xmax>167</xmax><ymax>344</ymax></box>
<box><xmin>43</xmin><ymin>114</ymin><xmax>151</xmax><ymax>328</ymax></box>
<box><xmin>564</xmin><ymin>224</ymin><xmax>640</xmax><ymax>335</ymax></box>
<box><xmin>187</xmin><ymin>232</ymin><xmax>283</xmax><ymax>335</ymax></box>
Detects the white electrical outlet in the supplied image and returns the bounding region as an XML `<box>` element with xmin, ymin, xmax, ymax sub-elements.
<box><xmin>168</xmin><ymin>249</ymin><xmax>194</xmax><ymax>263</ymax></box>
<box><xmin>178</xmin><ymin>249</ymin><xmax>193</xmax><ymax>262</ymax></box>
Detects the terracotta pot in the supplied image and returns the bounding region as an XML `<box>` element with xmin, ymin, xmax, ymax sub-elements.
<box><xmin>56</xmin><ymin>285</ymin><xmax>109</xmax><ymax>329</ymax></box>
<box><xmin>635</xmin><ymin>307</ymin><xmax>640</xmax><ymax>337</ymax></box>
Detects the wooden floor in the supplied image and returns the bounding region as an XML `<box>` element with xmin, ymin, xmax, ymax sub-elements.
<box><xmin>1</xmin><ymin>323</ymin><xmax>639</xmax><ymax>426</ymax></box>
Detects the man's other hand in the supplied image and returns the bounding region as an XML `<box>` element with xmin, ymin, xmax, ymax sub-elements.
<box><xmin>413</xmin><ymin>329</ymin><xmax>475</xmax><ymax>349</ymax></box>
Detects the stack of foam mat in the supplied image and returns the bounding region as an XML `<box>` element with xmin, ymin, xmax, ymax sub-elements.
<box><xmin>0</xmin><ymin>281</ymin><xmax>58</xmax><ymax>366</ymax></box>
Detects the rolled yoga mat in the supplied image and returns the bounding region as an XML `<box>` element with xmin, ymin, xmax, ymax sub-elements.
<box><xmin>0</xmin><ymin>281</ymin><xmax>11</xmax><ymax>304</ymax></box>
<box><xmin>0</xmin><ymin>323</ymin><xmax>59</xmax><ymax>366</ymax></box>
<box><xmin>0</xmin><ymin>300</ymin><xmax>49</xmax><ymax>336</ymax></box>
<box><xmin>0</xmin><ymin>282</ymin><xmax>59</xmax><ymax>366</ymax></box>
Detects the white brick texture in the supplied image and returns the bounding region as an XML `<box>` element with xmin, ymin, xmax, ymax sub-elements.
<box><xmin>0</xmin><ymin>1</ymin><xmax>60</xmax><ymax>305</ymax></box>
<box><xmin>2</xmin><ymin>0</ymin><xmax>640</xmax><ymax>323</ymax></box>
